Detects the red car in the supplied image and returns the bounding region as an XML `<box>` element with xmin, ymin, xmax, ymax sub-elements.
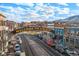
<box><xmin>46</xmin><ymin>39</ymin><xmax>55</xmax><ymax>46</ymax></box>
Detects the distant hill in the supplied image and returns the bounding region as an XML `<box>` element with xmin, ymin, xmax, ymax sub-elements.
<box><xmin>64</xmin><ymin>15</ymin><xmax>79</xmax><ymax>22</ymax></box>
<box><xmin>54</xmin><ymin>15</ymin><xmax>79</xmax><ymax>23</ymax></box>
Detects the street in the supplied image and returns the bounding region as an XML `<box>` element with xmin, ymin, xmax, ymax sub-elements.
<box><xmin>10</xmin><ymin>33</ymin><xmax>64</xmax><ymax>56</ymax></box>
<box><xmin>20</xmin><ymin>34</ymin><xmax>50</xmax><ymax>56</ymax></box>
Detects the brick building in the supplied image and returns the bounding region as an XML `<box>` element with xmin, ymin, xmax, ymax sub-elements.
<box><xmin>0</xmin><ymin>13</ymin><xmax>6</xmax><ymax>53</ymax></box>
<box><xmin>5</xmin><ymin>20</ymin><xmax>17</xmax><ymax>31</ymax></box>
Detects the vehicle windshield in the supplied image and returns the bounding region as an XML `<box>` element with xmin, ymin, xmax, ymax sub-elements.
<box><xmin>17</xmin><ymin>37</ymin><xmax>19</xmax><ymax>39</ymax></box>
<box><xmin>15</xmin><ymin>44</ymin><xmax>20</xmax><ymax>46</ymax></box>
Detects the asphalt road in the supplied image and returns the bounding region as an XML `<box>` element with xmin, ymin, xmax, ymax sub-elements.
<box><xmin>28</xmin><ymin>35</ymin><xmax>63</xmax><ymax>56</ymax></box>
<box><xmin>16</xmin><ymin>34</ymin><xmax>63</xmax><ymax>56</ymax></box>
<box><xmin>19</xmin><ymin>34</ymin><xmax>51</xmax><ymax>56</ymax></box>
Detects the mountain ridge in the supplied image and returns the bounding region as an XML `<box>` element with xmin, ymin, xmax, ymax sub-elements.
<box><xmin>54</xmin><ymin>15</ymin><xmax>79</xmax><ymax>23</ymax></box>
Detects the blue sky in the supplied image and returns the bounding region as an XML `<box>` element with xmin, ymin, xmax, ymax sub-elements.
<box><xmin>0</xmin><ymin>3</ymin><xmax>79</xmax><ymax>22</ymax></box>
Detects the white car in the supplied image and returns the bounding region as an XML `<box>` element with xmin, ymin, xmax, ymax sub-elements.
<box><xmin>15</xmin><ymin>44</ymin><xmax>21</xmax><ymax>51</ymax></box>
<box><xmin>15</xmin><ymin>51</ymin><xmax>21</xmax><ymax>56</ymax></box>
<box><xmin>15</xmin><ymin>44</ymin><xmax>21</xmax><ymax>56</ymax></box>
<box><xmin>65</xmin><ymin>49</ymin><xmax>78</xmax><ymax>56</ymax></box>
<box><xmin>16</xmin><ymin>36</ymin><xmax>22</xmax><ymax>44</ymax></box>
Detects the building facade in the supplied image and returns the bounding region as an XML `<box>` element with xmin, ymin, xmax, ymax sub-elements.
<box><xmin>0</xmin><ymin>13</ymin><xmax>6</xmax><ymax>54</ymax></box>
<box><xmin>54</xmin><ymin>21</ymin><xmax>67</xmax><ymax>47</ymax></box>
<box><xmin>65</xmin><ymin>22</ymin><xmax>79</xmax><ymax>48</ymax></box>
<box><xmin>5</xmin><ymin>20</ymin><xmax>17</xmax><ymax>31</ymax></box>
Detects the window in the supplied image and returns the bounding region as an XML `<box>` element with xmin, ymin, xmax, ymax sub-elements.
<box><xmin>16</xmin><ymin>30</ymin><xmax>19</xmax><ymax>32</ymax></box>
<box><xmin>77</xmin><ymin>32</ymin><xmax>79</xmax><ymax>36</ymax></box>
<box><xmin>71</xmin><ymin>30</ymin><xmax>75</xmax><ymax>34</ymax></box>
<box><xmin>70</xmin><ymin>38</ymin><xmax>74</xmax><ymax>45</ymax></box>
<box><xmin>66</xmin><ymin>38</ymin><xmax>69</xmax><ymax>42</ymax></box>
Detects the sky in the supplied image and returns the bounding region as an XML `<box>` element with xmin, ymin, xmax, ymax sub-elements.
<box><xmin>0</xmin><ymin>3</ymin><xmax>79</xmax><ymax>23</ymax></box>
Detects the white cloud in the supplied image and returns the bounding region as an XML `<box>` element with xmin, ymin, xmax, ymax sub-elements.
<box><xmin>70</xmin><ymin>13</ymin><xmax>76</xmax><ymax>16</ymax></box>
<box><xmin>25</xmin><ymin>3</ymin><xmax>34</xmax><ymax>7</ymax></box>
<box><xmin>0</xmin><ymin>5</ymin><xmax>13</xmax><ymax>9</ymax></box>
<box><xmin>30</xmin><ymin>12</ymin><xmax>39</xmax><ymax>17</ymax></box>
<box><xmin>35</xmin><ymin>6</ymin><xmax>44</xmax><ymax>11</ymax></box>
<box><xmin>44</xmin><ymin>6</ymin><xmax>54</xmax><ymax>12</ymax></box>
<box><xmin>22</xmin><ymin>9</ymin><xmax>40</xmax><ymax>19</ymax></box>
<box><xmin>0</xmin><ymin>5</ymin><xmax>27</xmax><ymax>22</ymax></box>
<box><xmin>0</xmin><ymin>4</ymin><xmax>54</xmax><ymax>22</ymax></box>
<box><xmin>36</xmin><ymin>3</ymin><xmax>44</xmax><ymax>6</ymax></box>
<box><xmin>58</xmin><ymin>8</ymin><xmax>70</xmax><ymax>14</ymax></box>
<box><xmin>25</xmin><ymin>12</ymin><xmax>39</xmax><ymax>18</ymax></box>
<box><xmin>35</xmin><ymin>4</ymin><xmax>55</xmax><ymax>18</ymax></box>
<box><xmin>70</xmin><ymin>10</ymin><xmax>79</xmax><ymax>15</ymax></box>
<box><xmin>10</xmin><ymin>7</ymin><xmax>26</xmax><ymax>15</ymax></box>
<box><xmin>76</xmin><ymin>3</ymin><xmax>79</xmax><ymax>7</ymax></box>
<box><xmin>29</xmin><ymin>16</ymin><xmax>48</xmax><ymax>21</ymax></box>
<box><xmin>58</xmin><ymin>3</ymin><xmax>68</xmax><ymax>6</ymax></box>
<box><xmin>0</xmin><ymin>3</ymin><xmax>75</xmax><ymax>22</ymax></box>
<box><xmin>16</xmin><ymin>3</ymin><xmax>34</xmax><ymax>7</ymax></box>
<box><xmin>0</xmin><ymin>5</ymin><xmax>26</xmax><ymax>16</ymax></box>
<box><xmin>35</xmin><ymin>4</ymin><xmax>54</xmax><ymax>12</ymax></box>
<box><xmin>3</xmin><ymin>12</ymin><xmax>18</xmax><ymax>21</ymax></box>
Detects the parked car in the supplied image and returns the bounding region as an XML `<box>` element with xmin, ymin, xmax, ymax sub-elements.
<box><xmin>15</xmin><ymin>44</ymin><xmax>21</xmax><ymax>51</ymax></box>
<box><xmin>16</xmin><ymin>36</ymin><xmax>22</xmax><ymax>44</ymax></box>
<box><xmin>15</xmin><ymin>51</ymin><xmax>21</xmax><ymax>56</ymax></box>
<box><xmin>36</xmin><ymin>34</ymin><xmax>43</xmax><ymax>40</ymax></box>
<box><xmin>55</xmin><ymin>44</ymin><xmax>65</xmax><ymax>53</ymax></box>
<box><xmin>14</xmin><ymin>44</ymin><xmax>21</xmax><ymax>56</ymax></box>
<box><xmin>64</xmin><ymin>48</ymin><xmax>78</xmax><ymax>56</ymax></box>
